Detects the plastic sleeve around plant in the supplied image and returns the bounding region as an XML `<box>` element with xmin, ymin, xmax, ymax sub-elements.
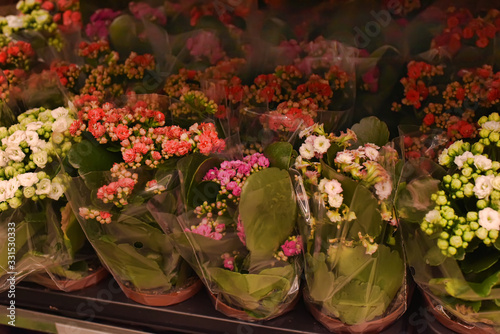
<box><xmin>396</xmin><ymin>153</ymin><xmax>500</xmax><ymax>332</ymax></box>
<box><xmin>148</xmin><ymin>163</ymin><xmax>302</xmax><ymax>321</ymax></box>
<box><xmin>0</xmin><ymin>198</ymin><xmax>74</xmax><ymax>292</ymax></box>
<box><xmin>292</xmin><ymin>149</ymin><xmax>408</xmax><ymax>332</ymax></box>
<box><xmin>64</xmin><ymin>167</ymin><xmax>193</xmax><ymax>296</ymax></box>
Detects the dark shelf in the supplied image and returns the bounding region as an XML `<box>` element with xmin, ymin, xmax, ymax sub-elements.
<box><xmin>0</xmin><ymin>277</ymin><xmax>458</xmax><ymax>334</ymax></box>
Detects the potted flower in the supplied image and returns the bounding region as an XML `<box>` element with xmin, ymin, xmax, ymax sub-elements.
<box><xmin>149</xmin><ymin>143</ymin><xmax>303</xmax><ymax>321</ymax></box>
<box><xmin>396</xmin><ymin>112</ymin><xmax>500</xmax><ymax>333</ymax></box>
<box><xmin>66</xmin><ymin>95</ymin><xmax>225</xmax><ymax>306</ymax></box>
<box><xmin>295</xmin><ymin>117</ymin><xmax>408</xmax><ymax>332</ymax></box>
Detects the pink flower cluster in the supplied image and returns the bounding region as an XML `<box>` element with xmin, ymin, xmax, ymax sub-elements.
<box><xmin>203</xmin><ymin>152</ymin><xmax>269</xmax><ymax>197</ymax></box>
<box><xmin>129</xmin><ymin>2</ymin><xmax>166</xmax><ymax>25</ymax></box>
<box><xmin>85</xmin><ymin>8</ymin><xmax>122</xmax><ymax>40</ymax></box>
<box><xmin>275</xmin><ymin>236</ymin><xmax>303</xmax><ymax>261</ymax></box>
<box><xmin>186</xmin><ymin>217</ymin><xmax>226</xmax><ymax>240</ymax></box>
<box><xmin>186</xmin><ymin>31</ymin><xmax>226</xmax><ymax>65</ymax></box>
<box><xmin>192</xmin><ymin>153</ymin><xmax>269</xmax><ymax>238</ymax></box>
<box><xmin>221</xmin><ymin>253</ymin><xmax>235</xmax><ymax>271</ymax></box>
<box><xmin>70</xmin><ymin>99</ymin><xmax>225</xmax><ymax>169</ymax></box>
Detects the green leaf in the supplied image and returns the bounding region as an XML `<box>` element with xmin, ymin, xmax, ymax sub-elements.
<box><xmin>460</xmin><ymin>245</ymin><xmax>500</xmax><ymax>274</ymax></box>
<box><xmin>264</xmin><ymin>142</ymin><xmax>293</xmax><ymax>170</ymax></box>
<box><xmin>346</xmin><ymin>184</ymin><xmax>383</xmax><ymax>239</ymax></box>
<box><xmin>68</xmin><ymin>136</ymin><xmax>120</xmax><ymax>176</ymax></box>
<box><xmin>311</xmin><ymin>244</ymin><xmax>404</xmax><ymax>324</ymax></box>
<box><xmin>47</xmin><ymin>261</ymin><xmax>89</xmax><ymax>280</ymax></box>
<box><xmin>177</xmin><ymin>154</ymin><xmax>220</xmax><ymax>209</ymax></box>
<box><xmin>395</xmin><ymin>176</ymin><xmax>440</xmax><ymax>223</ymax></box>
<box><xmin>326</xmin><ymin>143</ymin><xmax>346</xmax><ymax>167</ymax></box>
<box><xmin>207</xmin><ymin>266</ymin><xmax>293</xmax><ymax>317</ymax></box>
<box><xmin>93</xmin><ymin>239</ymin><xmax>172</xmax><ymax>291</ymax></box>
<box><xmin>350</xmin><ymin>117</ymin><xmax>389</xmax><ymax>147</ymax></box>
<box><xmin>325</xmin><ymin>279</ymin><xmax>390</xmax><ymax>325</ymax></box>
<box><xmin>239</xmin><ymin>168</ymin><xmax>296</xmax><ymax>260</ymax></box>
<box><xmin>430</xmin><ymin>271</ymin><xmax>500</xmax><ymax>299</ymax></box>
<box><xmin>307</xmin><ymin>253</ymin><xmax>336</xmax><ymax>302</ymax></box>
<box><xmin>171</xmin><ymin>230</ymin><xmax>247</xmax><ymax>268</ymax></box>
<box><xmin>61</xmin><ymin>206</ymin><xmax>86</xmax><ymax>259</ymax></box>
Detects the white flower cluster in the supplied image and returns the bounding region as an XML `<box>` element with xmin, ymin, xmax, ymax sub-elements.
<box><xmin>0</xmin><ymin>5</ymin><xmax>62</xmax><ymax>50</ymax></box>
<box><xmin>0</xmin><ymin>107</ymin><xmax>76</xmax><ymax>211</ymax></box>
<box><xmin>0</xmin><ymin>172</ymin><xmax>65</xmax><ymax>210</ymax></box>
<box><xmin>299</xmin><ymin>134</ymin><xmax>331</xmax><ymax>159</ymax></box>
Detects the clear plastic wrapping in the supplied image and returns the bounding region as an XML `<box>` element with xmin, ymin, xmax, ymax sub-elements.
<box><xmin>0</xmin><ymin>199</ymin><xmax>74</xmax><ymax>292</ymax></box>
<box><xmin>149</xmin><ymin>152</ymin><xmax>302</xmax><ymax>321</ymax></box>
<box><xmin>66</xmin><ymin>168</ymin><xmax>200</xmax><ymax>306</ymax></box>
<box><xmin>294</xmin><ymin>119</ymin><xmax>408</xmax><ymax>332</ymax></box>
<box><xmin>396</xmin><ymin>113</ymin><xmax>500</xmax><ymax>333</ymax></box>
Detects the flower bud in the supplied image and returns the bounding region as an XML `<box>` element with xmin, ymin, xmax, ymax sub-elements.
<box><xmin>436</xmin><ymin>195</ymin><xmax>448</xmax><ymax>206</ymax></box>
<box><xmin>466</xmin><ymin>211</ymin><xmax>478</xmax><ymax>221</ymax></box>
<box><xmin>23</xmin><ymin>186</ymin><xmax>35</xmax><ymax>198</ymax></box>
<box><xmin>478</xmin><ymin>116</ymin><xmax>488</xmax><ymax>125</ymax></box>
<box><xmin>8</xmin><ymin>197</ymin><xmax>21</xmax><ymax>209</ymax></box>
<box><xmin>4</xmin><ymin>166</ymin><xmax>15</xmax><ymax>178</ymax></box>
<box><xmin>463</xmin><ymin>231</ymin><xmax>474</xmax><ymax>242</ymax></box>
<box><xmin>480</xmin><ymin>129</ymin><xmax>491</xmax><ymax>139</ymax></box>
<box><xmin>490</xmin><ymin>132</ymin><xmax>500</xmax><ymax>143</ymax></box>
<box><xmin>451</xmin><ymin>179</ymin><xmax>462</xmax><ymax>190</ymax></box>
<box><xmin>447</xmin><ymin>247</ymin><xmax>457</xmax><ymax>256</ymax></box>
<box><xmin>450</xmin><ymin>236</ymin><xmax>463</xmax><ymax>248</ymax></box>
<box><xmin>477</xmin><ymin>199</ymin><xmax>488</xmax><ymax>210</ymax></box>
<box><xmin>476</xmin><ymin>227</ymin><xmax>488</xmax><ymax>239</ymax></box>
<box><xmin>463</xmin><ymin>183</ymin><xmax>474</xmax><ymax>197</ymax></box>
<box><xmin>437</xmin><ymin>239</ymin><xmax>448</xmax><ymax>250</ymax></box>
<box><xmin>472</xmin><ymin>142</ymin><xmax>484</xmax><ymax>154</ymax></box>
<box><xmin>0</xmin><ymin>202</ymin><xmax>8</xmax><ymax>211</ymax></box>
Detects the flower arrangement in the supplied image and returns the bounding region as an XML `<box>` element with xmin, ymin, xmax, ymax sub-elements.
<box><xmin>295</xmin><ymin>117</ymin><xmax>407</xmax><ymax>331</ymax></box>
<box><xmin>0</xmin><ymin>0</ymin><xmax>64</xmax><ymax>51</ymax></box>
<box><xmin>396</xmin><ymin>112</ymin><xmax>500</xmax><ymax>331</ymax></box>
<box><xmin>65</xmin><ymin>94</ymin><xmax>225</xmax><ymax>305</ymax></box>
<box><xmin>148</xmin><ymin>145</ymin><xmax>302</xmax><ymax>320</ymax></box>
<box><xmin>430</xmin><ymin>8</ymin><xmax>499</xmax><ymax>57</ymax></box>
<box><xmin>393</xmin><ymin>61</ymin><xmax>500</xmax><ymax>161</ymax></box>
<box><xmin>0</xmin><ymin>105</ymin><xmax>104</xmax><ymax>292</ymax></box>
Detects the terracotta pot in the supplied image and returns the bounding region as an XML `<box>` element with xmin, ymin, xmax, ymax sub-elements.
<box><xmin>422</xmin><ymin>291</ymin><xmax>497</xmax><ymax>334</ymax></box>
<box><xmin>303</xmin><ymin>284</ymin><xmax>410</xmax><ymax>333</ymax></box>
<box><xmin>207</xmin><ymin>289</ymin><xmax>300</xmax><ymax>322</ymax></box>
<box><xmin>30</xmin><ymin>266</ymin><xmax>109</xmax><ymax>292</ymax></box>
<box><xmin>117</xmin><ymin>278</ymin><xmax>202</xmax><ymax>307</ymax></box>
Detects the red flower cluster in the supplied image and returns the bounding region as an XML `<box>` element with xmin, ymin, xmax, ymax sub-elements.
<box><xmin>399</xmin><ymin>61</ymin><xmax>444</xmax><ymax>110</ymax></box>
<box><xmin>78</xmin><ymin>40</ymin><xmax>112</xmax><ymax>60</ymax></box>
<box><xmin>50</xmin><ymin>60</ymin><xmax>80</xmax><ymax>89</ymax></box>
<box><xmin>265</xmin><ymin>99</ymin><xmax>318</xmax><ymax>133</ymax></box>
<box><xmin>36</xmin><ymin>0</ymin><xmax>81</xmax><ymax>32</ymax></box>
<box><xmin>97</xmin><ymin>176</ymin><xmax>137</xmax><ymax>207</ymax></box>
<box><xmin>0</xmin><ymin>41</ymin><xmax>35</xmax><ymax>70</ymax></box>
<box><xmin>432</xmin><ymin>8</ymin><xmax>500</xmax><ymax>54</ymax></box>
<box><xmin>71</xmin><ymin>97</ymin><xmax>225</xmax><ymax>169</ymax></box>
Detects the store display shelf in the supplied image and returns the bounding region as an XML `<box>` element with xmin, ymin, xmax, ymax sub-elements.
<box><xmin>0</xmin><ymin>278</ymin><xmax>456</xmax><ymax>334</ymax></box>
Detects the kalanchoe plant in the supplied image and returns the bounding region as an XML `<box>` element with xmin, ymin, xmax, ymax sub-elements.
<box><xmin>394</xmin><ymin>61</ymin><xmax>500</xmax><ymax>161</ymax></box>
<box><xmin>396</xmin><ymin>112</ymin><xmax>500</xmax><ymax>331</ymax></box>
<box><xmin>295</xmin><ymin>117</ymin><xmax>407</xmax><ymax>330</ymax></box>
<box><xmin>0</xmin><ymin>106</ymin><xmax>98</xmax><ymax>292</ymax></box>
<box><xmin>148</xmin><ymin>144</ymin><xmax>302</xmax><ymax>320</ymax></box>
<box><xmin>66</xmin><ymin>94</ymin><xmax>225</xmax><ymax>305</ymax></box>
<box><xmin>0</xmin><ymin>1</ymin><xmax>64</xmax><ymax>51</ymax></box>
